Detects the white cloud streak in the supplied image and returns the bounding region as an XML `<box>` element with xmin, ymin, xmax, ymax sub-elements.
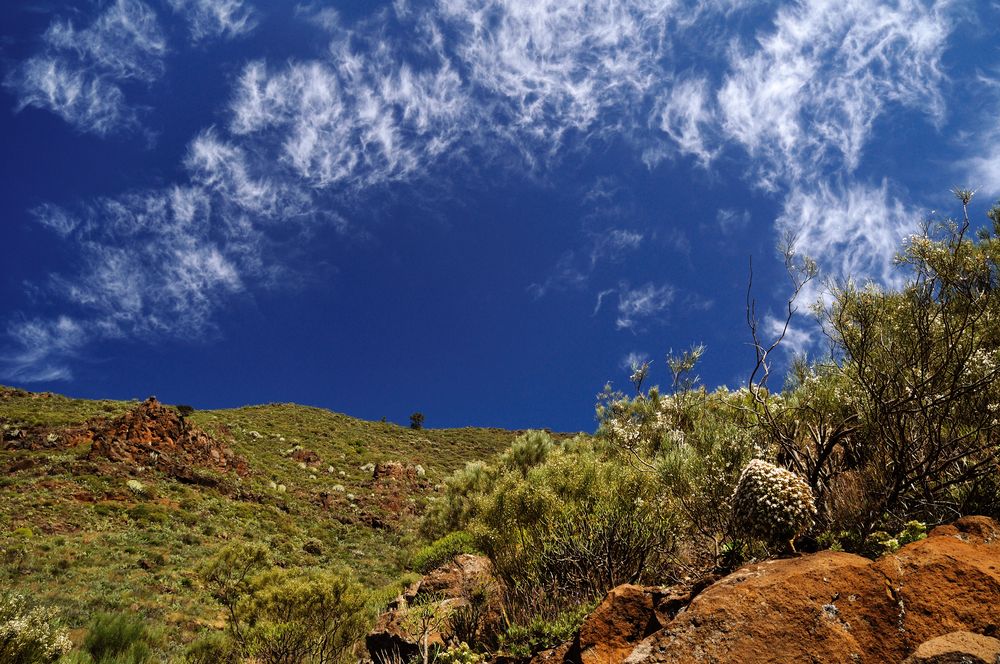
<box><xmin>529</xmin><ymin>227</ymin><xmax>644</xmax><ymax>298</ymax></box>
<box><xmin>1</xmin><ymin>317</ymin><xmax>87</xmax><ymax>383</ymax></box>
<box><xmin>167</xmin><ymin>0</ymin><xmax>258</xmax><ymax>42</ymax></box>
<box><xmin>437</xmin><ymin>0</ymin><xmax>676</xmax><ymax>159</ymax></box>
<box><xmin>777</xmin><ymin>180</ymin><xmax>915</xmax><ymax>295</ymax></box>
<box><xmin>0</xmin><ymin>0</ymin><xmax>975</xmax><ymax>378</ymax></box>
<box><xmin>228</xmin><ymin>41</ymin><xmax>469</xmax><ymax>190</ymax></box>
<box><xmin>5</xmin><ymin>0</ymin><xmax>166</xmax><ymax>135</ymax></box>
<box><xmin>718</xmin><ymin>0</ymin><xmax>953</xmax><ymax>189</ymax></box>
<box><xmin>6</xmin><ymin>56</ymin><xmax>135</xmax><ymax>136</ymax></box>
<box><xmin>615</xmin><ymin>282</ymin><xmax>675</xmax><ymax>330</ymax></box>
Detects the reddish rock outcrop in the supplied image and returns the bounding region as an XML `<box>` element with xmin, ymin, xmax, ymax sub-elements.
<box><xmin>902</xmin><ymin>631</ymin><xmax>1000</xmax><ymax>663</ymax></box>
<box><xmin>576</xmin><ymin>585</ymin><xmax>680</xmax><ymax>664</ymax></box>
<box><xmin>290</xmin><ymin>447</ymin><xmax>321</xmax><ymax>466</ymax></box>
<box><xmin>374</xmin><ymin>461</ymin><xmax>418</xmax><ymax>482</ymax></box>
<box><xmin>624</xmin><ymin>516</ymin><xmax>1000</xmax><ymax>664</ymax></box>
<box><xmin>87</xmin><ymin>397</ymin><xmax>249</xmax><ymax>480</ymax></box>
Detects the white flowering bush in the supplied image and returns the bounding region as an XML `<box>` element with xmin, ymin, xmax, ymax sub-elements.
<box><xmin>437</xmin><ymin>641</ymin><xmax>484</xmax><ymax>664</ymax></box>
<box><xmin>0</xmin><ymin>593</ymin><xmax>73</xmax><ymax>664</ymax></box>
<box><xmin>732</xmin><ymin>459</ymin><xmax>816</xmax><ymax>549</ymax></box>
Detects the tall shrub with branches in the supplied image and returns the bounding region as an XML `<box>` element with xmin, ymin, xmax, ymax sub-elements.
<box><xmin>820</xmin><ymin>191</ymin><xmax>1000</xmax><ymax>530</ymax></box>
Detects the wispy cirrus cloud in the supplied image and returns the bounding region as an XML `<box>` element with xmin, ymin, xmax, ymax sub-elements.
<box><xmin>652</xmin><ymin>76</ymin><xmax>719</xmax><ymax>167</ymax></box>
<box><xmin>0</xmin><ymin>0</ymin><xmax>980</xmax><ymax>381</ymax></box>
<box><xmin>1</xmin><ymin>317</ymin><xmax>87</xmax><ymax>383</ymax></box>
<box><xmin>228</xmin><ymin>35</ymin><xmax>469</xmax><ymax>191</ymax></box>
<box><xmin>717</xmin><ymin>0</ymin><xmax>953</xmax><ymax>190</ymax></box>
<box><xmin>762</xmin><ymin>179</ymin><xmax>917</xmax><ymax>360</ymax></box>
<box><xmin>529</xmin><ymin>226</ymin><xmax>644</xmax><ymax>299</ymax></box>
<box><xmin>4</xmin><ymin>0</ymin><xmax>166</xmax><ymax>135</ymax></box>
<box><xmin>167</xmin><ymin>0</ymin><xmax>258</xmax><ymax>42</ymax></box>
<box><xmin>614</xmin><ymin>282</ymin><xmax>675</xmax><ymax>331</ymax></box>
<box><xmin>437</xmin><ymin>0</ymin><xmax>676</xmax><ymax>161</ymax></box>
<box><xmin>777</xmin><ymin>179</ymin><xmax>914</xmax><ymax>296</ymax></box>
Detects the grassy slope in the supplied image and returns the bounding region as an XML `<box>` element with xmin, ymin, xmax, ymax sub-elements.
<box><xmin>0</xmin><ymin>386</ymin><xmax>528</xmax><ymax>656</ymax></box>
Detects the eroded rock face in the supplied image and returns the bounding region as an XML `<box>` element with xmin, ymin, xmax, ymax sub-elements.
<box><xmin>87</xmin><ymin>397</ymin><xmax>249</xmax><ymax>479</ymax></box>
<box><xmin>367</xmin><ymin>554</ymin><xmax>496</xmax><ymax>664</ymax></box>
<box><xmin>903</xmin><ymin>631</ymin><xmax>1000</xmax><ymax>664</ymax></box>
<box><xmin>624</xmin><ymin>516</ymin><xmax>1000</xmax><ymax>664</ymax></box>
<box><xmin>576</xmin><ymin>585</ymin><xmax>679</xmax><ymax>664</ymax></box>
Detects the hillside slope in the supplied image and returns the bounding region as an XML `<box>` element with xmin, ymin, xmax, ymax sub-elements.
<box><xmin>0</xmin><ymin>386</ymin><xmax>528</xmax><ymax>654</ymax></box>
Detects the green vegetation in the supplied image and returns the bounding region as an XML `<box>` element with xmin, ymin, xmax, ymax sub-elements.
<box><xmin>0</xmin><ymin>390</ymin><xmax>519</xmax><ymax>661</ymax></box>
<box><xmin>75</xmin><ymin>612</ymin><xmax>159</xmax><ymax>664</ymax></box>
<box><xmin>410</xmin><ymin>531</ymin><xmax>479</xmax><ymax>573</ymax></box>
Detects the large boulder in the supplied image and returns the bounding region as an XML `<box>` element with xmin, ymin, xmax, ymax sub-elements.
<box><xmin>624</xmin><ymin>516</ymin><xmax>1000</xmax><ymax>664</ymax></box>
<box><xmin>902</xmin><ymin>631</ymin><xmax>1000</xmax><ymax>663</ymax></box>
<box><xmin>576</xmin><ymin>585</ymin><xmax>682</xmax><ymax>664</ymax></box>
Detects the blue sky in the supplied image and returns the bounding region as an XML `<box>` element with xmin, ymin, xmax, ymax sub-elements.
<box><xmin>1</xmin><ymin>0</ymin><xmax>999</xmax><ymax>431</ymax></box>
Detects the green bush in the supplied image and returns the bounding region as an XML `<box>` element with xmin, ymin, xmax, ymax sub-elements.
<box><xmin>126</xmin><ymin>503</ymin><xmax>168</xmax><ymax>525</ymax></box>
<box><xmin>202</xmin><ymin>546</ymin><xmax>369</xmax><ymax>664</ymax></box>
<box><xmin>473</xmin><ymin>446</ymin><xmax>676</xmax><ymax>621</ymax></box>
<box><xmin>411</xmin><ymin>531</ymin><xmax>477</xmax><ymax>573</ymax></box>
<box><xmin>420</xmin><ymin>462</ymin><xmax>495</xmax><ymax>540</ymax></box>
<box><xmin>437</xmin><ymin>642</ymin><xmax>484</xmax><ymax>664</ymax></box>
<box><xmin>81</xmin><ymin>612</ymin><xmax>157</xmax><ymax>664</ymax></box>
<box><xmin>499</xmin><ymin>603</ymin><xmax>593</xmax><ymax>658</ymax></box>
<box><xmin>182</xmin><ymin>631</ymin><xmax>238</xmax><ymax>664</ymax></box>
<box><xmin>238</xmin><ymin>568</ymin><xmax>369</xmax><ymax>664</ymax></box>
<box><xmin>499</xmin><ymin>431</ymin><xmax>554</xmax><ymax>476</ymax></box>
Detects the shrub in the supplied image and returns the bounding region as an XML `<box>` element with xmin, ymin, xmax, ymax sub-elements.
<box><xmin>732</xmin><ymin>459</ymin><xmax>816</xmax><ymax>550</ymax></box>
<box><xmin>126</xmin><ymin>503</ymin><xmax>167</xmax><ymax>525</ymax></box>
<box><xmin>499</xmin><ymin>603</ymin><xmax>593</xmax><ymax>658</ymax></box>
<box><xmin>411</xmin><ymin>531</ymin><xmax>477</xmax><ymax>573</ymax></box>
<box><xmin>202</xmin><ymin>546</ymin><xmax>368</xmax><ymax>664</ymax></box>
<box><xmin>82</xmin><ymin>612</ymin><xmax>157</xmax><ymax>664</ymax></box>
<box><xmin>473</xmin><ymin>448</ymin><xmax>676</xmax><ymax>621</ymax></box>
<box><xmin>182</xmin><ymin>632</ymin><xmax>238</xmax><ymax>664</ymax></box>
<box><xmin>499</xmin><ymin>431</ymin><xmax>554</xmax><ymax>476</ymax></box>
<box><xmin>302</xmin><ymin>538</ymin><xmax>324</xmax><ymax>556</ymax></box>
<box><xmin>795</xmin><ymin>194</ymin><xmax>1000</xmax><ymax>533</ymax></box>
<box><xmin>0</xmin><ymin>593</ymin><xmax>72</xmax><ymax>664</ymax></box>
<box><xmin>236</xmin><ymin>568</ymin><xmax>369</xmax><ymax>664</ymax></box>
<box><xmin>437</xmin><ymin>642</ymin><xmax>484</xmax><ymax>664</ymax></box>
<box><xmin>420</xmin><ymin>462</ymin><xmax>495</xmax><ymax>540</ymax></box>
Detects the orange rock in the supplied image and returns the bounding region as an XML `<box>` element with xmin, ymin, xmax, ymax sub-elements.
<box><xmin>576</xmin><ymin>585</ymin><xmax>664</xmax><ymax>664</ymax></box>
<box><xmin>625</xmin><ymin>517</ymin><xmax>1000</xmax><ymax>664</ymax></box>
<box><xmin>902</xmin><ymin>631</ymin><xmax>1000</xmax><ymax>663</ymax></box>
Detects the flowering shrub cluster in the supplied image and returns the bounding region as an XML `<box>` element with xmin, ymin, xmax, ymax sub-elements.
<box><xmin>0</xmin><ymin>593</ymin><xmax>73</xmax><ymax>664</ymax></box>
<box><xmin>438</xmin><ymin>641</ymin><xmax>485</xmax><ymax>664</ymax></box>
<box><xmin>732</xmin><ymin>459</ymin><xmax>816</xmax><ymax>549</ymax></box>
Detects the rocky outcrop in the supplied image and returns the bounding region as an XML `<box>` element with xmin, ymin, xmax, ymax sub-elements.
<box><xmin>902</xmin><ymin>631</ymin><xmax>1000</xmax><ymax>663</ymax></box>
<box><xmin>622</xmin><ymin>516</ymin><xmax>1000</xmax><ymax>664</ymax></box>
<box><xmin>367</xmin><ymin>518</ymin><xmax>1000</xmax><ymax>664</ymax></box>
<box><xmin>87</xmin><ymin>397</ymin><xmax>249</xmax><ymax>480</ymax></box>
<box><xmin>367</xmin><ymin>554</ymin><xmax>496</xmax><ymax>664</ymax></box>
<box><xmin>575</xmin><ymin>585</ymin><xmax>687</xmax><ymax>664</ymax></box>
<box><xmin>373</xmin><ymin>461</ymin><xmax>420</xmax><ymax>483</ymax></box>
